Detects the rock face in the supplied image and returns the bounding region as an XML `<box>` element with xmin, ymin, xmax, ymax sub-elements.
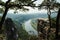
<box><xmin>4</xmin><ymin>18</ymin><xmax>18</xmax><ymax>40</ymax></box>
<box><xmin>37</xmin><ymin>19</ymin><xmax>49</xmax><ymax>40</ymax></box>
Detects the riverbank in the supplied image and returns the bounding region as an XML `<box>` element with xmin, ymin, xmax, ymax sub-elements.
<box><xmin>31</xmin><ymin>18</ymin><xmax>49</xmax><ymax>30</ymax></box>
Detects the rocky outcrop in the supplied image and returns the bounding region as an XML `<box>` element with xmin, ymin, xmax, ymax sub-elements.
<box><xmin>4</xmin><ymin>18</ymin><xmax>18</xmax><ymax>40</ymax></box>
<box><xmin>37</xmin><ymin>18</ymin><xmax>49</xmax><ymax>40</ymax></box>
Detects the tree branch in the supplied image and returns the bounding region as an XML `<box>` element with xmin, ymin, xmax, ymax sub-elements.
<box><xmin>0</xmin><ymin>2</ymin><xmax>5</xmax><ymax>6</ymax></box>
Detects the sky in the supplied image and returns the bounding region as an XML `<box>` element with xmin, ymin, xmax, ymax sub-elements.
<box><xmin>57</xmin><ymin>0</ymin><xmax>60</xmax><ymax>3</ymax></box>
<box><xmin>1</xmin><ymin>0</ymin><xmax>60</xmax><ymax>14</ymax></box>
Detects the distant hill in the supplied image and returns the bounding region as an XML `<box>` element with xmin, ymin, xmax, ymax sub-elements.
<box><xmin>0</xmin><ymin>13</ymin><xmax>57</xmax><ymax>28</ymax></box>
<box><xmin>0</xmin><ymin>13</ymin><xmax>57</xmax><ymax>29</ymax></box>
<box><xmin>5</xmin><ymin>13</ymin><xmax>57</xmax><ymax>23</ymax></box>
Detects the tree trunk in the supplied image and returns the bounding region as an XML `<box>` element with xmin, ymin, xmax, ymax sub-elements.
<box><xmin>55</xmin><ymin>8</ymin><xmax>60</xmax><ymax>40</ymax></box>
<box><xmin>47</xmin><ymin>8</ymin><xmax>51</xmax><ymax>40</ymax></box>
<box><xmin>0</xmin><ymin>0</ymin><xmax>10</xmax><ymax>30</ymax></box>
<box><xmin>0</xmin><ymin>7</ymin><xmax>9</xmax><ymax>29</ymax></box>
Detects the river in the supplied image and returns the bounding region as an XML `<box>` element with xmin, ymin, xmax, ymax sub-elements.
<box><xmin>24</xmin><ymin>20</ymin><xmax>38</xmax><ymax>36</ymax></box>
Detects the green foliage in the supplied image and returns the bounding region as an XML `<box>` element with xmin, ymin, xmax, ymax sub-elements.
<box><xmin>38</xmin><ymin>0</ymin><xmax>60</xmax><ymax>10</ymax></box>
<box><xmin>0</xmin><ymin>0</ymin><xmax>36</xmax><ymax>13</ymax></box>
<box><xmin>29</xmin><ymin>35</ymin><xmax>38</xmax><ymax>40</ymax></box>
<box><xmin>15</xmin><ymin>0</ymin><xmax>32</xmax><ymax>4</ymax></box>
<box><xmin>18</xmin><ymin>25</ymin><xmax>29</xmax><ymax>40</ymax></box>
<box><xmin>51</xmin><ymin>17</ymin><xmax>56</xmax><ymax>28</ymax></box>
<box><xmin>13</xmin><ymin>20</ymin><xmax>29</xmax><ymax>40</ymax></box>
<box><xmin>49</xmin><ymin>33</ymin><xmax>55</xmax><ymax>40</ymax></box>
<box><xmin>31</xmin><ymin>19</ymin><xmax>37</xmax><ymax>30</ymax></box>
<box><xmin>0</xmin><ymin>8</ymin><xmax>4</xmax><ymax>13</ymax></box>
